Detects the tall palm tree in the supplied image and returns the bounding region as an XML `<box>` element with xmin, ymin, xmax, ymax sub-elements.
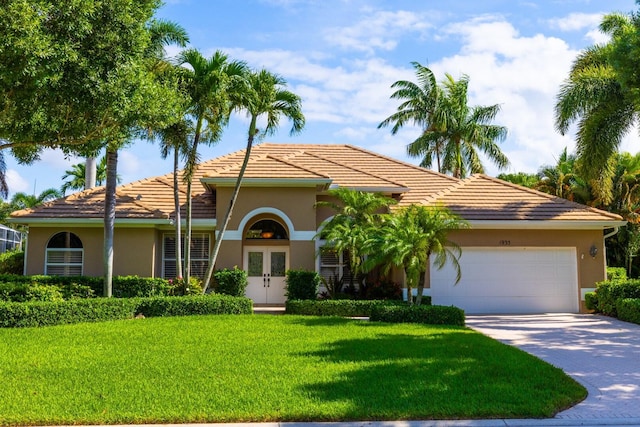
<box><xmin>202</xmin><ymin>69</ymin><xmax>305</xmax><ymax>292</ymax></box>
<box><xmin>378</xmin><ymin>62</ymin><xmax>446</xmax><ymax>171</ymax></box>
<box><xmin>315</xmin><ymin>188</ymin><xmax>396</xmax><ymax>288</ymax></box>
<box><xmin>11</xmin><ymin>188</ymin><xmax>62</xmax><ymax>210</ymax></box>
<box><xmin>177</xmin><ymin>49</ymin><xmax>248</xmax><ymax>282</ymax></box>
<box><xmin>61</xmin><ymin>156</ymin><xmax>110</xmax><ymax>195</ymax></box>
<box><xmin>363</xmin><ymin>204</ymin><xmax>466</xmax><ymax>306</ymax></box>
<box><xmin>535</xmin><ymin>147</ymin><xmax>591</xmax><ymax>204</ymax></box>
<box><xmin>555</xmin><ymin>11</ymin><xmax>638</xmax><ymax>203</ymax></box>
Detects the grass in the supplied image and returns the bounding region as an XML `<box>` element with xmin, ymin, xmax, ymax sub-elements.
<box><xmin>0</xmin><ymin>315</ymin><xmax>586</xmax><ymax>425</ymax></box>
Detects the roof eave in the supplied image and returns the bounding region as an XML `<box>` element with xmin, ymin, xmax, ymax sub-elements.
<box><xmin>201</xmin><ymin>177</ymin><xmax>333</xmax><ymax>188</ymax></box>
<box><xmin>326</xmin><ymin>184</ymin><xmax>410</xmax><ymax>194</ymax></box>
<box><xmin>467</xmin><ymin>220</ymin><xmax>627</xmax><ymax>230</ymax></box>
<box><xmin>7</xmin><ymin>217</ymin><xmax>217</xmax><ymax>228</ymax></box>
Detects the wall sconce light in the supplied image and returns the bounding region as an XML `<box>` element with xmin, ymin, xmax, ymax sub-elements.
<box><xmin>589</xmin><ymin>245</ymin><xmax>598</xmax><ymax>258</ymax></box>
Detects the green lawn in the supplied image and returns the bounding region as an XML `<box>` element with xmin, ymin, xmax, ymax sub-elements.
<box><xmin>0</xmin><ymin>315</ymin><xmax>586</xmax><ymax>425</ymax></box>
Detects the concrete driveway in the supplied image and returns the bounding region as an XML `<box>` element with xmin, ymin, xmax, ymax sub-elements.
<box><xmin>466</xmin><ymin>314</ymin><xmax>640</xmax><ymax>421</ymax></box>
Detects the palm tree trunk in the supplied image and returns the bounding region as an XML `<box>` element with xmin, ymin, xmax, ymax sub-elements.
<box><xmin>184</xmin><ymin>121</ymin><xmax>202</xmax><ymax>283</ymax></box>
<box><xmin>103</xmin><ymin>148</ymin><xmax>118</xmax><ymax>297</ymax></box>
<box><xmin>202</xmin><ymin>117</ymin><xmax>258</xmax><ymax>292</ymax></box>
<box><xmin>173</xmin><ymin>148</ymin><xmax>183</xmax><ymax>279</ymax></box>
<box><xmin>85</xmin><ymin>156</ymin><xmax>97</xmax><ymax>190</ymax></box>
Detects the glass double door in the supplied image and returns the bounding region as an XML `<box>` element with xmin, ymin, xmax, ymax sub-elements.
<box><xmin>243</xmin><ymin>246</ymin><xmax>288</xmax><ymax>304</ymax></box>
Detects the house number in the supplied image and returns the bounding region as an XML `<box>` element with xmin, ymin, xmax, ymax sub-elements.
<box><xmin>499</xmin><ymin>240</ymin><xmax>511</xmax><ymax>246</ymax></box>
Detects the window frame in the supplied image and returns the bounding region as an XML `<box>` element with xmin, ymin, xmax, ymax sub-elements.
<box><xmin>45</xmin><ymin>232</ymin><xmax>84</xmax><ymax>276</ymax></box>
<box><xmin>162</xmin><ymin>233</ymin><xmax>211</xmax><ymax>279</ymax></box>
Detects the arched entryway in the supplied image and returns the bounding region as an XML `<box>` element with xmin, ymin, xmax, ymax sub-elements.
<box><xmin>242</xmin><ymin>216</ymin><xmax>290</xmax><ymax>305</ymax></box>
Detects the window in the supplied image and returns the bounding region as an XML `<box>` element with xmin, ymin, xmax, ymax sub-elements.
<box><xmin>245</xmin><ymin>219</ymin><xmax>288</xmax><ymax>240</ymax></box>
<box><xmin>163</xmin><ymin>233</ymin><xmax>210</xmax><ymax>279</ymax></box>
<box><xmin>46</xmin><ymin>232</ymin><xmax>83</xmax><ymax>276</ymax></box>
<box><xmin>318</xmin><ymin>245</ymin><xmax>351</xmax><ymax>283</ymax></box>
<box><xmin>0</xmin><ymin>226</ymin><xmax>23</xmax><ymax>253</ymax></box>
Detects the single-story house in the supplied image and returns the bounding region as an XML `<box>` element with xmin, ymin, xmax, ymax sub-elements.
<box><xmin>9</xmin><ymin>143</ymin><xmax>625</xmax><ymax>314</ymax></box>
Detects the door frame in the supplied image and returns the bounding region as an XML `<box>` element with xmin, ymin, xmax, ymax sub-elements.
<box><xmin>243</xmin><ymin>245</ymin><xmax>290</xmax><ymax>305</ymax></box>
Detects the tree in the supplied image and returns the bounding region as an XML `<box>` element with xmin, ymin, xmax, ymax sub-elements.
<box><xmin>378</xmin><ymin>62</ymin><xmax>446</xmax><ymax>171</ymax></box>
<box><xmin>363</xmin><ymin>204</ymin><xmax>467</xmax><ymax>305</ymax></box>
<box><xmin>177</xmin><ymin>49</ymin><xmax>249</xmax><ymax>283</ymax></box>
<box><xmin>380</xmin><ymin>65</ymin><xmax>509</xmax><ymax>178</ymax></box>
<box><xmin>60</xmin><ymin>156</ymin><xmax>111</xmax><ymax>195</ymax></box>
<box><xmin>555</xmin><ymin>9</ymin><xmax>640</xmax><ymax>203</ymax></box>
<box><xmin>11</xmin><ymin>188</ymin><xmax>62</xmax><ymax>210</ymax></box>
<box><xmin>202</xmin><ymin>69</ymin><xmax>305</xmax><ymax>292</ymax></box>
<box><xmin>315</xmin><ymin>188</ymin><xmax>396</xmax><ymax>290</ymax></box>
<box><xmin>535</xmin><ymin>147</ymin><xmax>591</xmax><ymax>204</ymax></box>
<box><xmin>496</xmin><ymin>172</ymin><xmax>539</xmax><ymax>188</ymax></box>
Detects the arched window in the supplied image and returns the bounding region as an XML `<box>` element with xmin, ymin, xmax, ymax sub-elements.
<box><xmin>245</xmin><ymin>219</ymin><xmax>288</xmax><ymax>240</ymax></box>
<box><xmin>46</xmin><ymin>232</ymin><xmax>83</xmax><ymax>276</ymax></box>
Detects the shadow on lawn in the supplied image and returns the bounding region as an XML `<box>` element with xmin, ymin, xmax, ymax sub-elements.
<box><xmin>296</xmin><ymin>332</ymin><xmax>582</xmax><ymax>419</ymax></box>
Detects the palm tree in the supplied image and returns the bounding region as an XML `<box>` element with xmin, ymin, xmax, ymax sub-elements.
<box><xmin>363</xmin><ymin>204</ymin><xmax>466</xmax><ymax>305</ymax></box>
<box><xmin>535</xmin><ymin>147</ymin><xmax>591</xmax><ymax>204</ymax></box>
<box><xmin>555</xmin><ymin>11</ymin><xmax>638</xmax><ymax>203</ymax></box>
<box><xmin>315</xmin><ymin>188</ymin><xmax>396</xmax><ymax>289</ymax></box>
<box><xmin>202</xmin><ymin>69</ymin><xmax>305</xmax><ymax>292</ymax></box>
<box><xmin>177</xmin><ymin>49</ymin><xmax>248</xmax><ymax>283</ymax></box>
<box><xmin>61</xmin><ymin>156</ymin><xmax>110</xmax><ymax>195</ymax></box>
<box><xmin>378</xmin><ymin>62</ymin><xmax>446</xmax><ymax>171</ymax></box>
<box><xmin>11</xmin><ymin>188</ymin><xmax>62</xmax><ymax>210</ymax></box>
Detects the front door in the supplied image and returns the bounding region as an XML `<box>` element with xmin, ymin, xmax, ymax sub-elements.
<box><xmin>244</xmin><ymin>246</ymin><xmax>289</xmax><ymax>304</ymax></box>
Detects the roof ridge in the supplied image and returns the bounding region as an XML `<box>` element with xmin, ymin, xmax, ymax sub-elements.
<box><xmin>422</xmin><ymin>176</ymin><xmax>471</xmax><ymax>205</ymax></box>
<box><xmin>265</xmin><ymin>154</ymin><xmax>332</xmax><ymax>179</ymax></box>
<box><xmin>471</xmin><ymin>174</ymin><xmax>624</xmax><ymax>220</ymax></box>
<box><xmin>301</xmin><ymin>151</ymin><xmax>408</xmax><ymax>188</ymax></box>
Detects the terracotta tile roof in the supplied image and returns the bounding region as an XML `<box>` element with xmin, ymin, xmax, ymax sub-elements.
<box><xmin>9</xmin><ymin>143</ymin><xmax>622</xmax><ymax>225</ymax></box>
<box><xmin>430</xmin><ymin>175</ymin><xmax>623</xmax><ymax>222</ymax></box>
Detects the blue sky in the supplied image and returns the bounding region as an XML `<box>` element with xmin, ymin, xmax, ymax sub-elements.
<box><xmin>6</xmin><ymin>0</ymin><xmax>640</xmax><ymax>197</ymax></box>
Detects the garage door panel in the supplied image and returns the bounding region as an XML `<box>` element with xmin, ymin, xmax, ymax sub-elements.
<box><xmin>431</xmin><ymin>247</ymin><xmax>578</xmax><ymax>314</ymax></box>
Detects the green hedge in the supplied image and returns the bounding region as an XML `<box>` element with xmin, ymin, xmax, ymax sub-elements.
<box><xmin>370</xmin><ymin>304</ymin><xmax>465</xmax><ymax>326</ymax></box>
<box><xmin>0</xmin><ymin>295</ymin><xmax>252</xmax><ymax>328</ymax></box>
<box><xmin>616</xmin><ymin>298</ymin><xmax>640</xmax><ymax>325</ymax></box>
<box><xmin>0</xmin><ymin>250</ymin><xmax>24</xmax><ymax>275</ymax></box>
<box><xmin>137</xmin><ymin>295</ymin><xmax>253</xmax><ymax>317</ymax></box>
<box><xmin>285</xmin><ymin>269</ymin><xmax>320</xmax><ymax>300</ymax></box>
<box><xmin>285</xmin><ymin>299</ymin><xmax>407</xmax><ymax>317</ymax></box>
<box><xmin>595</xmin><ymin>280</ymin><xmax>640</xmax><ymax>317</ymax></box>
<box><xmin>213</xmin><ymin>267</ymin><xmax>248</xmax><ymax>297</ymax></box>
<box><xmin>0</xmin><ymin>298</ymin><xmax>139</xmax><ymax>328</ymax></box>
<box><xmin>585</xmin><ymin>292</ymin><xmax>598</xmax><ymax>311</ymax></box>
<box><xmin>607</xmin><ymin>267</ymin><xmax>627</xmax><ymax>281</ymax></box>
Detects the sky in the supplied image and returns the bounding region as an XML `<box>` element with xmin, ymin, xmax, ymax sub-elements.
<box><xmin>6</xmin><ymin>0</ymin><xmax>640</xmax><ymax>198</ymax></box>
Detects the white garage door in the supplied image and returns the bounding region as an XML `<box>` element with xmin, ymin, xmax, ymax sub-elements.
<box><xmin>430</xmin><ymin>247</ymin><xmax>579</xmax><ymax>314</ymax></box>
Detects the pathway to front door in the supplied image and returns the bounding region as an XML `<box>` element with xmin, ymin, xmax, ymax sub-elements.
<box><xmin>244</xmin><ymin>246</ymin><xmax>288</xmax><ymax>304</ymax></box>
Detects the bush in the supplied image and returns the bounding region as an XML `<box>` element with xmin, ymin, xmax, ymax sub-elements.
<box><xmin>0</xmin><ymin>250</ymin><xmax>24</xmax><ymax>275</ymax></box>
<box><xmin>136</xmin><ymin>294</ymin><xmax>253</xmax><ymax>317</ymax></box>
<box><xmin>370</xmin><ymin>304</ymin><xmax>465</xmax><ymax>326</ymax></box>
<box><xmin>285</xmin><ymin>269</ymin><xmax>320</xmax><ymax>300</ymax></box>
<box><xmin>167</xmin><ymin>276</ymin><xmax>203</xmax><ymax>296</ymax></box>
<box><xmin>112</xmin><ymin>276</ymin><xmax>173</xmax><ymax>298</ymax></box>
<box><xmin>0</xmin><ymin>298</ymin><xmax>139</xmax><ymax>328</ymax></box>
<box><xmin>595</xmin><ymin>280</ymin><xmax>640</xmax><ymax>317</ymax></box>
<box><xmin>607</xmin><ymin>267</ymin><xmax>627</xmax><ymax>281</ymax></box>
<box><xmin>213</xmin><ymin>267</ymin><xmax>248</xmax><ymax>297</ymax></box>
<box><xmin>286</xmin><ymin>299</ymin><xmax>406</xmax><ymax>317</ymax></box>
<box><xmin>365</xmin><ymin>279</ymin><xmax>403</xmax><ymax>300</ymax></box>
<box><xmin>585</xmin><ymin>292</ymin><xmax>598</xmax><ymax>312</ymax></box>
<box><xmin>617</xmin><ymin>298</ymin><xmax>640</xmax><ymax>325</ymax></box>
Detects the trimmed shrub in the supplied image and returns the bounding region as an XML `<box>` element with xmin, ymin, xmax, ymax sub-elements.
<box><xmin>595</xmin><ymin>280</ymin><xmax>640</xmax><ymax>317</ymax></box>
<box><xmin>370</xmin><ymin>304</ymin><xmax>465</xmax><ymax>326</ymax></box>
<box><xmin>607</xmin><ymin>267</ymin><xmax>627</xmax><ymax>281</ymax></box>
<box><xmin>167</xmin><ymin>276</ymin><xmax>203</xmax><ymax>296</ymax></box>
<box><xmin>213</xmin><ymin>267</ymin><xmax>248</xmax><ymax>297</ymax></box>
<box><xmin>0</xmin><ymin>298</ymin><xmax>139</xmax><ymax>328</ymax></box>
<box><xmin>285</xmin><ymin>269</ymin><xmax>320</xmax><ymax>300</ymax></box>
<box><xmin>617</xmin><ymin>298</ymin><xmax>640</xmax><ymax>325</ymax></box>
<box><xmin>584</xmin><ymin>292</ymin><xmax>598</xmax><ymax>312</ymax></box>
<box><xmin>286</xmin><ymin>299</ymin><xmax>406</xmax><ymax>317</ymax></box>
<box><xmin>0</xmin><ymin>250</ymin><xmax>24</xmax><ymax>275</ymax></box>
<box><xmin>136</xmin><ymin>294</ymin><xmax>253</xmax><ymax>317</ymax></box>
<box><xmin>112</xmin><ymin>276</ymin><xmax>173</xmax><ymax>298</ymax></box>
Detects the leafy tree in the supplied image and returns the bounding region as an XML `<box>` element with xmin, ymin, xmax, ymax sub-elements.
<box><xmin>60</xmin><ymin>156</ymin><xmax>112</xmax><ymax>195</ymax></box>
<box><xmin>315</xmin><ymin>188</ymin><xmax>397</xmax><ymax>290</ymax></box>
<box><xmin>176</xmin><ymin>49</ymin><xmax>248</xmax><ymax>283</ymax></box>
<box><xmin>202</xmin><ymin>69</ymin><xmax>305</xmax><ymax>292</ymax></box>
<box><xmin>496</xmin><ymin>172</ymin><xmax>539</xmax><ymax>188</ymax></box>
<box><xmin>363</xmin><ymin>205</ymin><xmax>467</xmax><ymax>305</ymax></box>
<box><xmin>10</xmin><ymin>188</ymin><xmax>62</xmax><ymax>210</ymax></box>
<box><xmin>555</xmin><ymin>8</ymin><xmax>640</xmax><ymax>203</ymax></box>
<box><xmin>535</xmin><ymin>147</ymin><xmax>591</xmax><ymax>204</ymax></box>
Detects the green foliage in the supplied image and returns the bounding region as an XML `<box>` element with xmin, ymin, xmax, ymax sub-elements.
<box><xmin>616</xmin><ymin>298</ymin><xmax>640</xmax><ymax>325</ymax></box>
<box><xmin>213</xmin><ymin>267</ymin><xmax>248</xmax><ymax>296</ymax></box>
<box><xmin>365</xmin><ymin>279</ymin><xmax>403</xmax><ymax>300</ymax></box>
<box><xmin>496</xmin><ymin>172</ymin><xmax>539</xmax><ymax>188</ymax></box>
<box><xmin>285</xmin><ymin>299</ymin><xmax>406</xmax><ymax>317</ymax></box>
<box><xmin>111</xmin><ymin>276</ymin><xmax>172</xmax><ymax>298</ymax></box>
<box><xmin>370</xmin><ymin>304</ymin><xmax>465</xmax><ymax>326</ymax></box>
<box><xmin>136</xmin><ymin>294</ymin><xmax>252</xmax><ymax>317</ymax></box>
<box><xmin>0</xmin><ymin>250</ymin><xmax>24</xmax><ymax>274</ymax></box>
<box><xmin>595</xmin><ymin>279</ymin><xmax>640</xmax><ymax>316</ymax></box>
<box><xmin>285</xmin><ymin>269</ymin><xmax>320</xmax><ymax>300</ymax></box>
<box><xmin>168</xmin><ymin>276</ymin><xmax>203</xmax><ymax>296</ymax></box>
<box><xmin>0</xmin><ymin>298</ymin><xmax>139</xmax><ymax>328</ymax></box>
<box><xmin>607</xmin><ymin>266</ymin><xmax>627</xmax><ymax>281</ymax></box>
<box><xmin>584</xmin><ymin>292</ymin><xmax>599</xmax><ymax>312</ymax></box>
<box><xmin>0</xmin><ymin>283</ymin><xmax>63</xmax><ymax>302</ymax></box>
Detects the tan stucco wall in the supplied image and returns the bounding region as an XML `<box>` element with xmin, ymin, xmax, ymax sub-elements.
<box><xmin>25</xmin><ymin>227</ymin><xmax>157</xmax><ymax>277</ymax></box>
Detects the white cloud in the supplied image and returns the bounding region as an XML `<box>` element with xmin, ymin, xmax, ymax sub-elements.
<box><xmin>6</xmin><ymin>170</ymin><xmax>29</xmax><ymax>195</ymax></box>
<box><xmin>548</xmin><ymin>12</ymin><xmax>603</xmax><ymax>32</ymax></box>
